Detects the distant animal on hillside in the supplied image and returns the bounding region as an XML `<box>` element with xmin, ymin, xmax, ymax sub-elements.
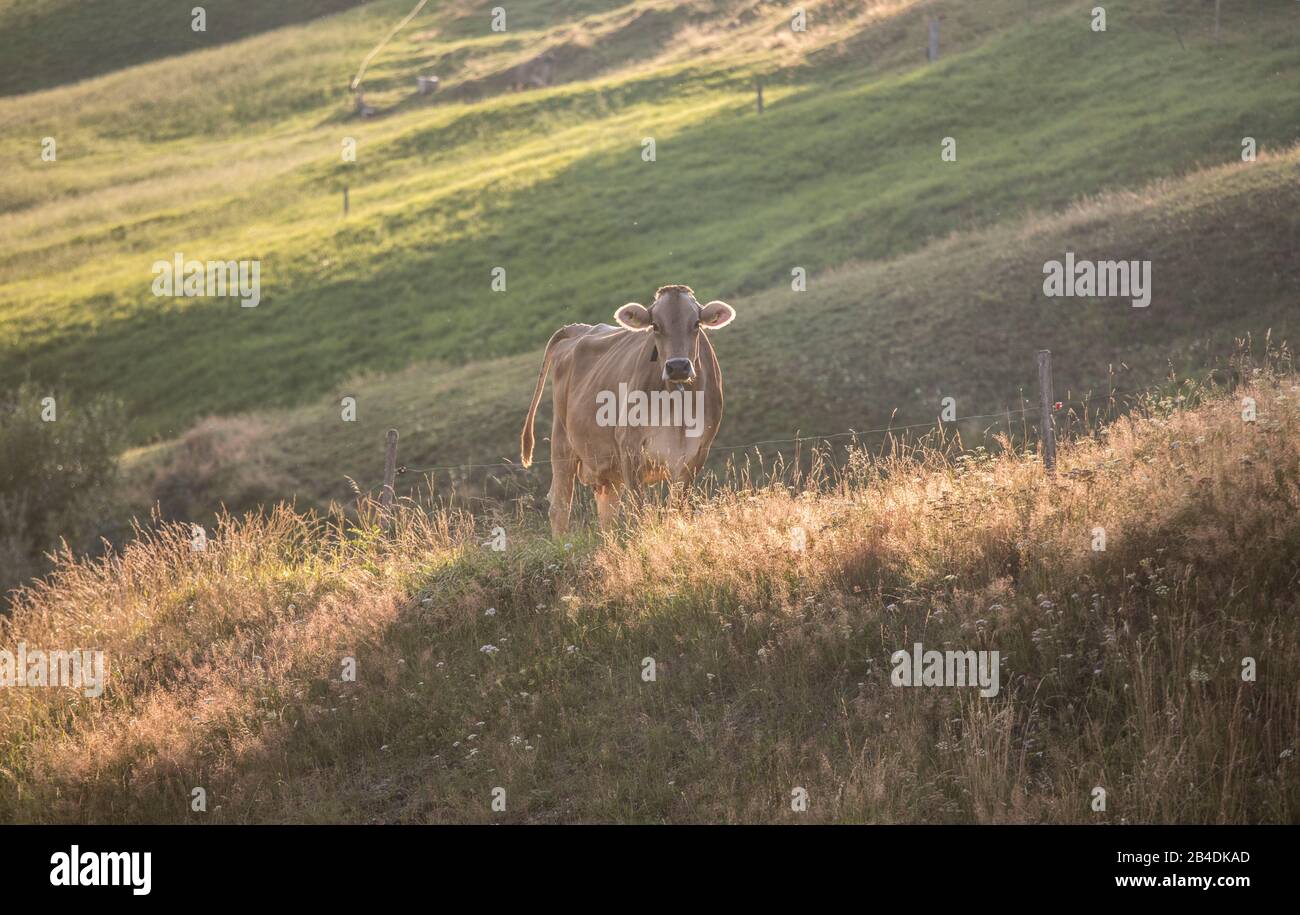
<box><xmin>509</xmin><ymin>51</ymin><xmax>555</xmax><ymax>91</ymax></box>
<box><xmin>521</xmin><ymin>285</ymin><xmax>736</xmax><ymax>535</ymax></box>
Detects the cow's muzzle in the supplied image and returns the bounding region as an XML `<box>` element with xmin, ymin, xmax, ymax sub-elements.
<box><xmin>663</xmin><ymin>358</ymin><xmax>696</xmax><ymax>384</ymax></box>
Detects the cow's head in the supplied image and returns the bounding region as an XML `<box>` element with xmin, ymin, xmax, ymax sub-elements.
<box><xmin>614</xmin><ymin>284</ymin><xmax>735</xmax><ymax>385</ymax></box>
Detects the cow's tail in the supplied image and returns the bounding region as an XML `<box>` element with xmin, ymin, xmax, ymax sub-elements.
<box><xmin>521</xmin><ymin>326</ymin><xmax>571</xmax><ymax>468</ymax></box>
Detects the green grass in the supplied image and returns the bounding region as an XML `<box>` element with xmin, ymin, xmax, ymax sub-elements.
<box><xmin>3</xmin><ymin>0</ymin><xmax>1297</xmax><ymax>443</ymax></box>
<box><xmin>0</xmin><ymin>0</ymin><xmax>371</xmax><ymax>97</ymax></box>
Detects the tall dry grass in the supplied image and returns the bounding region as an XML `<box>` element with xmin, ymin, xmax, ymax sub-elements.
<box><xmin>1</xmin><ymin>356</ymin><xmax>1297</xmax><ymax>822</ymax></box>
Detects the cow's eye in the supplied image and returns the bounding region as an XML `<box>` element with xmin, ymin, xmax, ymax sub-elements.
<box><xmin>692</xmin><ymin>321</ymin><xmax>701</xmax><ymax>331</ymax></box>
<box><xmin>653</xmin><ymin>323</ymin><xmax>663</xmax><ymax>333</ymax></box>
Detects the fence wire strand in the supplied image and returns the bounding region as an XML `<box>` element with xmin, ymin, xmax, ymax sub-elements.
<box><xmin>394</xmin><ymin>387</ymin><xmax>1138</xmax><ymax>476</ymax></box>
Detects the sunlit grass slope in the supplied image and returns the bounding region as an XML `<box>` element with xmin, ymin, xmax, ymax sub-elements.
<box><xmin>2</xmin><ymin>0</ymin><xmax>1296</xmax><ymax>440</ymax></box>
<box><xmin>3</xmin><ymin>363</ymin><xmax>1297</xmax><ymax>823</ymax></box>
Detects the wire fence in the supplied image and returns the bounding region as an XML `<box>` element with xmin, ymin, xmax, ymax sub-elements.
<box><xmin>394</xmin><ymin>386</ymin><xmax>1143</xmax><ymax>477</ymax></box>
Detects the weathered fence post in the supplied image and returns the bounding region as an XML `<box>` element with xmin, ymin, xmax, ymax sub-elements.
<box><xmin>1213</xmin><ymin>0</ymin><xmax>1221</xmax><ymax>45</ymax></box>
<box><xmin>343</xmin><ymin>185</ymin><xmax>349</xmax><ymax>218</ymax></box>
<box><xmin>927</xmin><ymin>17</ymin><xmax>940</xmax><ymax>62</ymax></box>
<box><xmin>1037</xmin><ymin>350</ymin><xmax>1057</xmax><ymax>475</ymax></box>
<box><xmin>380</xmin><ymin>429</ymin><xmax>398</xmax><ymax>529</ymax></box>
<box><xmin>756</xmin><ymin>78</ymin><xmax>764</xmax><ymax>115</ymax></box>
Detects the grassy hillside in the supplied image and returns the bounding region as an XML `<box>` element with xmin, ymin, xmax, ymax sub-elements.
<box><xmin>3</xmin><ymin>365</ymin><xmax>1296</xmax><ymax>823</ymax></box>
<box><xmin>2</xmin><ymin>0</ymin><xmax>1297</xmax><ymax>442</ymax></box>
<box><xmin>0</xmin><ymin>0</ymin><xmax>370</xmax><ymax>97</ymax></box>
<box><xmin>126</xmin><ymin>144</ymin><xmax>1300</xmax><ymax>520</ymax></box>
<box><xmin>4</xmin><ymin>0</ymin><xmax>1297</xmax><ymax>828</ymax></box>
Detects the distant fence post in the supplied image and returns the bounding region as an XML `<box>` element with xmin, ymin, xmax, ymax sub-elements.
<box><xmin>756</xmin><ymin>78</ymin><xmax>764</xmax><ymax>114</ymax></box>
<box><xmin>1036</xmin><ymin>350</ymin><xmax>1057</xmax><ymax>475</ymax></box>
<box><xmin>380</xmin><ymin>429</ymin><xmax>398</xmax><ymax>529</ymax></box>
<box><xmin>927</xmin><ymin>17</ymin><xmax>940</xmax><ymax>61</ymax></box>
<box><xmin>343</xmin><ymin>185</ymin><xmax>349</xmax><ymax>218</ymax></box>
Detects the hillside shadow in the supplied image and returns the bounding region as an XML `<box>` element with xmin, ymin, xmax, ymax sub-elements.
<box><xmin>0</xmin><ymin>0</ymin><xmax>371</xmax><ymax>97</ymax></box>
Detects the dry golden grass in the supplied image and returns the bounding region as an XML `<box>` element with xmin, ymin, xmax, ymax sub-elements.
<box><xmin>2</xmin><ymin>353</ymin><xmax>1298</xmax><ymax>823</ymax></box>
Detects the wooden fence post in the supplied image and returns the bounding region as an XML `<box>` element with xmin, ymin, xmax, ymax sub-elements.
<box><xmin>756</xmin><ymin>79</ymin><xmax>764</xmax><ymax>115</ymax></box>
<box><xmin>380</xmin><ymin>429</ymin><xmax>398</xmax><ymax>529</ymax></box>
<box><xmin>928</xmin><ymin>17</ymin><xmax>940</xmax><ymax>62</ymax></box>
<box><xmin>1037</xmin><ymin>350</ymin><xmax>1056</xmax><ymax>475</ymax></box>
<box><xmin>343</xmin><ymin>185</ymin><xmax>349</xmax><ymax>218</ymax></box>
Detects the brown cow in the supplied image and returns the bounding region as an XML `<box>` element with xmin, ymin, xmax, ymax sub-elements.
<box><xmin>521</xmin><ymin>284</ymin><xmax>736</xmax><ymax>535</ymax></box>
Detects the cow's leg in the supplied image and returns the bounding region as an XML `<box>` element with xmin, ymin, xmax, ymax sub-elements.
<box><xmin>548</xmin><ymin>422</ymin><xmax>577</xmax><ymax>537</ymax></box>
<box><xmin>548</xmin><ymin>473</ymin><xmax>574</xmax><ymax>535</ymax></box>
<box><xmin>548</xmin><ymin>465</ymin><xmax>576</xmax><ymax>536</ymax></box>
<box><xmin>594</xmin><ymin>483</ymin><xmax>622</xmax><ymax>529</ymax></box>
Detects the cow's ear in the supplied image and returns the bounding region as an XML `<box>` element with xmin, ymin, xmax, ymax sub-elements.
<box><xmin>615</xmin><ymin>302</ymin><xmax>652</xmax><ymax>331</ymax></box>
<box><xmin>699</xmin><ymin>300</ymin><xmax>735</xmax><ymax>329</ymax></box>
